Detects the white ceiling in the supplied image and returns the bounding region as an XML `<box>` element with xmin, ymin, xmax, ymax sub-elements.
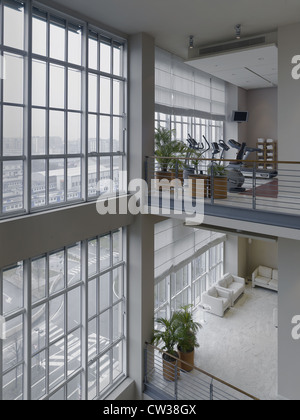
<box><xmin>52</xmin><ymin>0</ymin><xmax>300</xmax><ymax>89</ymax></box>
<box><xmin>186</xmin><ymin>45</ymin><xmax>278</xmax><ymax>90</ymax></box>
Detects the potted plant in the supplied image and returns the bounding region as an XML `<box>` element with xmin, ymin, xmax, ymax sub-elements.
<box><xmin>210</xmin><ymin>164</ymin><xmax>228</xmax><ymax>199</ymax></box>
<box><xmin>174</xmin><ymin>305</ymin><xmax>202</xmax><ymax>372</ymax></box>
<box><xmin>152</xmin><ymin>314</ymin><xmax>181</xmax><ymax>382</ymax></box>
<box><xmin>154</xmin><ymin>127</ymin><xmax>186</xmax><ymax>183</ymax></box>
<box><xmin>187</xmin><ymin>149</ymin><xmax>210</xmax><ymax>198</ymax></box>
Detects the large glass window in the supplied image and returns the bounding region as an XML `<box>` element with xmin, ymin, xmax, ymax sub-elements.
<box><xmin>0</xmin><ymin>0</ymin><xmax>127</xmax><ymax>218</ymax></box>
<box><xmin>0</xmin><ymin>229</ymin><xmax>126</xmax><ymax>400</ymax></box>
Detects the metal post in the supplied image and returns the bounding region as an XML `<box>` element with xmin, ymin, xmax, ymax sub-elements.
<box><xmin>210</xmin><ymin>379</ymin><xmax>214</xmax><ymax>400</ymax></box>
<box><xmin>210</xmin><ymin>165</ymin><xmax>214</xmax><ymax>205</ymax></box>
<box><xmin>174</xmin><ymin>360</ymin><xmax>178</xmax><ymax>400</ymax></box>
<box><xmin>252</xmin><ymin>165</ymin><xmax>257</xmax><ymax>210</ymax></box>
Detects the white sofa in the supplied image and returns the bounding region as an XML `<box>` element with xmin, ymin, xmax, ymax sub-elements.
<box><xmin>252</xmin><ymin>266</ymin><xmax>278</xmax><ymax>291</ymax></box>
<box><xmin>217</xmin><ymin>273</ymin><xmax>246</xmax><ymax>306</ymax></box>
<box><xmin>201</xmin><ymin>286</ymin><xmax>232</xmax><ymax>317</ymax></box>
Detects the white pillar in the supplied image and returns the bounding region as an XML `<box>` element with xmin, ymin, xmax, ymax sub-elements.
<box><xmin>127</xmin><ymin>33</ymin><xmax>155</xmax><ymax>399</ymax></box>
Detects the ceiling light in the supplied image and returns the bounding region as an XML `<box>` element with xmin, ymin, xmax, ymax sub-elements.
<box><xmin>235</xmin><ymin>24</ymin><xmax>241</xmax><ymax>40</ymax></box>
<box><xmin>189</xmin><ymin>35</ymin><xmax>194</xmax><ymax>49</ymax></box>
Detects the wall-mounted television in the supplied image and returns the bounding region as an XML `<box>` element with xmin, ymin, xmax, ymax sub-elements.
<box><xmin>232</xmin><ymin>111</ymin><xmax>249</xmax><ymax>123</ymax></box>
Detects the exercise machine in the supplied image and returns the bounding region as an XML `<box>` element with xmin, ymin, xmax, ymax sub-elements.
<box><xmin>184</xmin><ymin>134</ymin><xmax>210</xmax><ymax>179</ymax></box>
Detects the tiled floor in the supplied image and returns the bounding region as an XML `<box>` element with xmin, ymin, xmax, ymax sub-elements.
<box><xmin>194</xmin><ymin>283</ymin><xmax>281</xmax><ymax>400</ymax></box>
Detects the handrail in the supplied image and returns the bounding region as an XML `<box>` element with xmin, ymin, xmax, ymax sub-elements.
<box><xmin>147</xmin><ymin>156</ymin><xmax>300</xmax><ymax>165</ymax></box>
<box><xmin>145</xmin><ymin>342</ymin><xmax>260</xmax><ymax>401</ymax></box>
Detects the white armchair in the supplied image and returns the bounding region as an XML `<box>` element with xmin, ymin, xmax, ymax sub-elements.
<box><xmin>201</xmin><ymin>286</ymin><xmax>232</xmax><ymax>317</ymax></box>
<box><xmin>217</xmin><ymin>273</ymin><xmax>246</xmax><ymax>306</ymax></box>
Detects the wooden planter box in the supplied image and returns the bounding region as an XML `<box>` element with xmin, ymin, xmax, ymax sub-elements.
<box><xmin>213</xmin><ymin>177</ymin><xmax>228</xmax><ymax>199</ymax></box>
<box><xmin>188</xmin><ymin>174</ymin><xmax>211</xmax><ymax>198</ymax></box>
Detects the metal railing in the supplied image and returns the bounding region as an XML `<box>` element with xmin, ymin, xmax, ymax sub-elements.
<box><xmin>144</xmin><ymin>343</ymin><xmax>259</xmax><ymax>401</ymax></box>
<box><xmin>144</xmin><ymin>156</ymin><xmax>300</xmax><ymax>217</ymax></box>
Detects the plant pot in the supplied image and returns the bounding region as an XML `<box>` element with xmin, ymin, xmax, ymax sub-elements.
<box><xmin>213</xmin><ymin>177</ymin><xmax>228</xmax><ymax>199</ymax></box>
<box><xmin>178</xmin><ymin>347</ymin><xmax>195</xmax><ymax>372</ymax></box>
<box><xmin>170</xmin><ymin>170</ymin><xmax>184</xmax><ymax>184</ymax></box>
<box><xmin>155</xmin><ymin>171</ymin><xmax>172</xmax><ymax>191</ymax></box>
<box><xmin>188</xmin><ymin>174</ymin><xmax>211</xmax><ymax>199</ymax></box>
<box><xmin>162</xmin><ymin>352</ymin><xmax>181</xmax><ymax>382</ymax></box>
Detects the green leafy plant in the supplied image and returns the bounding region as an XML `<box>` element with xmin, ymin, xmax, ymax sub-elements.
<box><xmin>211</xmin><ymin>164</ymin><xmax>228</xmax><ymax>178</ymax></box>
<box><xmin>174</xmin><ymin>304</ymin><xmax>202</xmax><ymax>353</ymax></box>
<box><xmin>155</xmin><ymin>127</ymin><xmax>187</xmax><ymax>172</ymax></box>
<box><xmin>152</xmin><ymin>313</ymin><xmax>179</xmax><ymax>360</ymax></box>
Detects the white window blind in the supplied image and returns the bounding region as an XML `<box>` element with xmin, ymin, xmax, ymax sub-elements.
<box><xmin>155</xmin><ymin>47</ymin><xmax>226</xmax><ymax>121</ymax></box>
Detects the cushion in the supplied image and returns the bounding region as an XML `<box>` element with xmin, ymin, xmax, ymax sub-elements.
<box><xmin>223</xmin><ymin>274</ymin><xmax>233</xmax><ymax>285</ymax></box>
<box><xmin>269</xmin><ymin>279</ymin><xmax>278</xmax><ymax>290</ymax></box>
<box><xmin>258</xmin><ymin>266</ymin><xmax>272</xmax><ymax>278</ymax></box>
<box><xmin>255</xmin><ymin>276</ymin><xmax>270</xmax><ymax>286</ymax></box>
<box><xmin>272</xmin><ymin>269</ymin><xmax>278</xmax><ymax>281</ymax></box>
<box><xmin>208</xmin><ymin>287</ymin><xmax>218</xmax><ymax>298</ymax></box>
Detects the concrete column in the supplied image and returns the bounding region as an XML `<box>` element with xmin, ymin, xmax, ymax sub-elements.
<box><xmin>127</xmin><ymin>33</ymin><xmax>155</xmax><ymax>399</ymax></box>
<box><xmin>278</xmin><ymin>238</ymin><xmax>300</xmax><ymax>400</ymax></box>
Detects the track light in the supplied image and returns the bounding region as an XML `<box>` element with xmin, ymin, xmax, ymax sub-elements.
<box><xmin>235</xmin><ymin>24</ymin><xmax>241</xmax><ymax>40</ymax></box>
<box><xmin>189</xmin><ymin>35</ymin><xmax>194</xmax><ymax>49</ymax></box>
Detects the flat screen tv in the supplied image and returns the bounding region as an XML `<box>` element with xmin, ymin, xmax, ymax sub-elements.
<box><xmin>232</xmin><ymin>111</ymin><xmax>249</xmax><ymax>122</ymax></box>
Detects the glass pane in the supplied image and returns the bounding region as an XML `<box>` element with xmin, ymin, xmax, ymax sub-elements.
<box><xmin>3</xmin><ymin>263</ymin><xmax>23</xmax><ymax>314</ymax></box>
<box><xmin>88</xmin><ymin>157</ymin><xmax>98</xmax><ymax>198</ymax></box>
<box><xmin>88</xmin><ymin>319</ymin><xmax>97</xmax><ymax>361</ymax></box>
<box><xmin>3</xmin><ymin>53</ymin><xmax>23</xmax><ymax>104</ymax></box>
<box><xmin>100</xmin><ymin>76</ymin><xmax>111</xmax><ymax>114</ymax></box>
<box><xmin>68</xmin><ymin>330</ymin><xmax>81</xmax><ymax>375</ymax></box>
<box><xmin>50</xmin><ymin>19</ymin><xmax>66</xmax><ymax>61</ymax></box>
<box><xmin>99</xmin><ymin>156</ymin><xmax>111</xmax><ymax>195</ymax></box>
<box><xmin>88</xmin><ymin>36</ymin><xmax>98</xmax><ymax>70</ymax></box>
<box><xmin>113</xmin><ymin>45</ymin><xmax>122</xmax><ymax>76</ymax></box>
<box><xmin>32</xmin><ymin>15</ymin><xmax>47</xmax><ymax>56</ymax></box>
<box><xmin>113</xmin><ymin>155</ymin><xmax>123</xmax><ymax>193</ymax></box>
<box><xmin>67</xmin><ymin>373</ymin><xmax>82</xmax><ymax>400</ymax></box>
<box><xmin>67</xmin><ymin>158</ymin><xmax>81</xmax><ymax>201</ymax></box>
<box><xmin>88</xmin><ymin>73</ymin><xmax>97</xmax><ymax>113</ymax></box>
<box><xmin>49</xmin><ymin>297</ymin><xmax>65</xmax><ymax>340</ymax></box>
<box><xmin>88</xmin><ymin>279</ymin><xmax>97</xmax><ymax>319</ymax></box>
<box><xmin>88</xmin><ymin>362</ymin><xmax>97</xmax><ymax>400</ymax></box>
<box><xmin>3</xmin><ymin>366</ymin><xmax>23</xmax><ymax>400</ymax></box>
<box><xmin>88</xmin><ymin>239</ymin><xmax>98</xmax><ymax>277</ymax></box>
<box><xmin>113</xmin><ymin>117</ymin><xmax>123</xmax><ymax>153</ymax></box>
<box><xmin>113</xmin><ymin>342</ymin><xmax>123</xmax><ymax>381</ymax></box>
<box><xmin>50</xmin><ymin>64</ymin><xmax>65</xmax><ymax>109</ymax></box>
<box><xmin>45</xmin><ymin>162</ymin><xmax>65</xmax><ymax>192</ymax></box>
<box><xmin>112</xmin><ymin>266</ymin><xmax>123</xmax><ymax>303</ymax></box>
<box><xmin>100</xmin><ymin>235</ymin><xmax>111</xmax><ymax>271</ymax></box>
<box><xmin>99</xmin><ymin>272</ymin><xmax>110</xmax><ymax>312</ymax></box>
<box><xmin>100</xmin><ymin>42</ymin><xmax>111</xmax><ymax>74</ymax></box>
<box><xmin>113</xmin><ymin>229</ymin><xmax>122</xmax><ymax>264</ymax></box>
<box><xmin>49</xmin><ymin>111</ymin><xmax>65</xmax><ymax>155</ymax></box>
<box><xmin>4</xmin><ymin>3</ymin><xmax>24</xmax><ymax>50</ymax></box>
<box><xmin>31</xmin><ymin>257</ymin><xmax>46</xmax><ymax>303</ymax></box>
<box><xmin>99</xmin><ymin>310</ymin><xmax>110</xmax><ymax>351</ymax></box>
<box><xmin>68</xmin><ymin>69</ymin><xmax>81</xmax><ymax>111</ymax></box>
<box><xmin>99</xmin><ymin>352</ymin><xmax>111</xmax><ymax>394</ymax></box>
<box><xmin>32</xmin><ymin>60</ymin><xmax>46</xmax><ymax>107</ymax></box>
<box><xmin>49</xmin><ymin>250</ymin><xmax>65</xmax><ymax>294</ymax></box>
<box><xmin>113</xmin><ymin>80</ymin><xmax>123</xmax><ymax>115</ymax></box>
<box><xmin>113</xmin><ymin>302</ymin><xmax>123</xmax><ymax>342</ymax></box>
<box><xmin>3</xmin><ymin>106</ymin><xmax>23</xmax><ymax>156</ymax></box>
<box><xmin>68</xmin><ymin>26</ymin><xmax>82</xmax><ymax>65</ymax></box>
<box><xmin>2</xmin><ymin>161</ymin><xmax>23</xmax><ymax>213</ymax></box>
<box><xmin>68</xmin><ymin>112</ymin><xmax>81</xmax><ymax>154</ymax></box>
<box><xmin>49</xmin><ymin>338</ymin><xmax>65</xmax><ymax>390</ymax></box>
<box><xmin>32</xmin><ymin>109</ymin><xmax>46</xmax><ymax>155</ymax></box>
<box><xmin>99</xmin><ymin>115</ymin><xmax>110</xmax><ymax>153</ymax></box>
<box><xmin>88</xmin><ymin>114</ymin><xmax>97</xmax><ymax>153</ymax></box>
<box><xmin>31</xmin><ymin>159</ymin><xmax>46</xmax><ymax>209</ymax></box>
<box><xmin>2</xmin><ymin>315</ymin><xmax>23</xmax><ymax>372</ymax></box>
<box><xmin>31</xmin><ymin>351</ymin><xmax>46</xmax><ymax>400</ymax></box>
<box><xmin>68</xmin><ymin>243</ymin><xmax>81</xmax><ymax>286</ymax></box>
<box><xmin>68</xmin><ymin>287</ymin><xmax>81</xmax><ymax>331</ymax></box>
<box><xmin>49</xmin><ymin>387</ymin><xmax>65</xmax><ymax>400</ymax></box>
<box><xmin>32</xmin><ymin>305</ymin><xmax>46</xmax><ymax>353</ymax></box>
